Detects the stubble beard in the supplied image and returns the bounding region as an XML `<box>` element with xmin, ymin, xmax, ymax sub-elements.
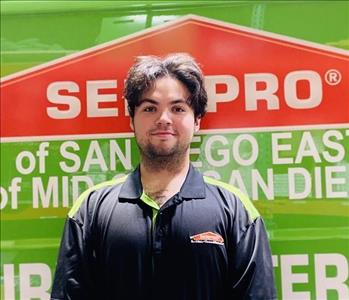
<box><xmin>136</xmin><ymin>137</ymin><xmax>190</xmax><ymax>172</ymax></box>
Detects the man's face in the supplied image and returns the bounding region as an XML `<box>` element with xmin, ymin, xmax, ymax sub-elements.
<box><xmin>131</xmin><ymin>76</ymin><xmax>200</xmax><ymax>160</ymax></box>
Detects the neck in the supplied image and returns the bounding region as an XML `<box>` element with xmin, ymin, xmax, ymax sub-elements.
<box><xmin>141</xmin><ymin>149</ymin><xmax>190</xmax><ymax>172</ymax></box>
<box><xmin>140</xmin><ymin>155</ymin><xmax>190</xmax><ymax>206</ymax></box>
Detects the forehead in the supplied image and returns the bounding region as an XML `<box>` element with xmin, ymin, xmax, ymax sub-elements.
<box><xmin>140</xmin><ymin>76</ymin><xmax>190</xmax><ymax>102</ymax></box>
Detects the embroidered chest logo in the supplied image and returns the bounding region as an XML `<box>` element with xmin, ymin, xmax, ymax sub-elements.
<box><xmin>190</xmin><ymin>231</ymin><xmax>224</xmax><ymax>245</ymax></box>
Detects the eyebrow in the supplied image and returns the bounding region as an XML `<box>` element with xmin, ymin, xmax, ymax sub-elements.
<box><xmin>138</xmin><ymin>98</ymin><xmax>189</xmax><ymax>106</ymax></box>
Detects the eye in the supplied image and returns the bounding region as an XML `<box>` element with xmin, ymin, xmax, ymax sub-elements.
<box><xmin>143</xmin><ymin>106</ymin><xmax>156</xmax><ymax>112</ymax></box>
<box><xmin>172</xmin><ymin>105</ymin><xmax>186</xmax><ymax>113</ymax></box>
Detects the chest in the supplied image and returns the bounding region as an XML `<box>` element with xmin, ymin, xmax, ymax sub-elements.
<box><xmin>95</xmin><ymin>198</ymin><xmax>229</xmax><ymax>261</ymax></box>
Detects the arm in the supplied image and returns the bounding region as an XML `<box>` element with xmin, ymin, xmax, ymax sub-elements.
<box><xmin>230</xmin><ymin>217</ymin><xmax>276</xmax><ymax>300</ymax></box>
<box><xmin>51</xmin><ymin>216</ymin><xmax>96</xmax><ymax>300</ymax></box>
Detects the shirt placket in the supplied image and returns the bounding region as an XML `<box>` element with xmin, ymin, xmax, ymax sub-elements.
<box><xmin>152</xmin><ymin>195</ymin><xmax>182</xmax><ymax>274</ymax></box>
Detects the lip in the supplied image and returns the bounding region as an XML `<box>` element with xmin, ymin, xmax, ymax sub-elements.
<box><xmin>151</xmin><ymin>131</ymin><xmax>175</xmax><ymax>135</ymax></box>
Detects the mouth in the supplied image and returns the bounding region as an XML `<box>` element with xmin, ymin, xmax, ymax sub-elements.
<box><xmin>151</xmin><ymin>131</ymin><xmax>176</xmax><ymax>136</ymax></box>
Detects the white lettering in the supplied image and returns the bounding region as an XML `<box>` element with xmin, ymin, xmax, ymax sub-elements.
<box><xmin>232</xmin><ymin>134</ymin><xmax>258</xmax><ymax>166</ymax></box>
<box><xmin>59</xmin><ymin>141</ymin><xmax>81</xmax><ymax>173</ymax></box>
<box><xmin>0</xmin><ymin>187</ymin><xmax>8</xmax><ymax>210</ymax></box>
<box><xmin>83</xmin><ymin>141</ymin><xmax>108</xmax><ymax>172</ymax></box>
<box><xmin>323</xmin><ymin>130</ymin><xmax>345</xmax><ymax>163</ymax></box>
<box><xmin>190</xmin><ymin>135</ymin><xmax>202</xmax><ymax>168</ymax></box>
<box><xmin>284</xmin><ymin>71</ymin><xmax>322</xmax><ymax>109</ymax></box>
<box><xmin>47</xmin><ymin>81</ymin><xmax>80</xmax><ymax>119</ymax></box>
<box><xmin>16</xmin><ymin>151</ymin><xmax>36</xmax><ymax>175</ymax></box>
<box><xmin>7</xmin><ymin>177</ymin><xmax>21</xmax><ymax>209</ymax></box>
<box><xmin>109</xmin><ymin>139</ymin><xmax>132</xmax><ymax>170</ymax></box>
<box><xmin>314</xmin><ymin>167</ymin><xmax>322</xmax><ymax>199</ymax></box>
<box><xmin>205</xmin><ymin>135</ymin><xmax>229</xmax><ymax>167</ymax></box>
<box><xmin>295</xmin><ymin>132</ymin><xmax>321</xmax><ymax>164</ymax></box>
<box><xmin>272</xmin><ymin>132</ymin><xmax>293</xmax><ymax>164</ymax></box>
<box><xmin>19</xmin><ymin>263</ymin><xmax>51</xmax><ymax>300</ymax></box>
<box><xmin>251</xmin><ymin>169</ymin><xmax>274</xmax><ymax>200</ymax></box>
<box><xmin>245</xmin><ymin>73</ymin><xmax>279</xmax><ymax>110</ymax></box>
<box><xmin>325</xmin><ymin>166</ymin><xmax>347</xmax><ymax>198</ymax></box>
<box><xmin>288</xmin><ymin>168</ymin><xmax>311</xmax><ymax>199</ymax></box>
<box><xmin>36</xmin><ymin>142</ymin><xmax>49</xmax><ymax>174</ymax></box>
<box><xmin>315</xmin><ymin>253</ymin><xmax>349</xmax><ymax>299</ymax></box>
<box><xmin>62</xmin><ymin>176</ymin><xmax>69</xmax><ymax>207</ymax></box>
<box><xmin>205</xmin><ymin>75</ymin><xmax>239</xmax><ymax>112</ymax></box>
<box><xmin>3</xmin><ymin>264</ymin><xmax>15</xmax><ymax>300</ymax></box>
<box><xmin>281</xmin><ymin>254</ymin><xmax>310</xmax><ymax>300</ymax></box>
<box><xmin>87</xmin><ymin>80</ymin><xmax>118</xmax><ymax>117</ymax></box>
<box><xmin>32</xmin><ymin>177</ymin><xmax>59</xmax><ymax>208</ymax></box>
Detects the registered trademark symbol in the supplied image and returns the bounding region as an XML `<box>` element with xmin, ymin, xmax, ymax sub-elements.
<box><xmin>324</xmin><ymin>69</ymin><xmax>342</xmax><ymax>85</ymax></box>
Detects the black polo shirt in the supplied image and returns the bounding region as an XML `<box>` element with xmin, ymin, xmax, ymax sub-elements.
<box><xmin>51</xmin><ymin>165</ymin><xmax>276</xmax><ymax>300</ymax></box>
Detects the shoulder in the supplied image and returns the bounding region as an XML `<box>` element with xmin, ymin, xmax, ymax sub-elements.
<box><xmin>203</xmin><ymin>176</ymin><xmax>260</xmax><ymax>222</ymax></box>
<box><xmin>68</xmin><ymin>176</ymin><xmax>128</xmax><ymax>219</ymax></box>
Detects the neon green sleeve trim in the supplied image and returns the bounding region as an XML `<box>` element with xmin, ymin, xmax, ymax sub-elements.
<box><xmin>68</xmin><ymin>176</ymin><xmax>128</xmax><ymax>218</ymax></box>
<box><xmin>140</xmin><ymin>192</ymin><xmax>160</xmax><ymax>224</ymax></box>
<box><xmin>203</xmin><ymin>176</ymin><xmax>260</xmax><ymax>221</ymax></box>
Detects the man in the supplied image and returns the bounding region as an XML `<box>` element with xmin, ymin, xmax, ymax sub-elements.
<box><xmin>51</xmin><ymin>53</ymin><xmax>276</xmax><ymax>300</ymax></box>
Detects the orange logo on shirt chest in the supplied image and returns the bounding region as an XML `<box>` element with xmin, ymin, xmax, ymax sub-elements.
<box><xmin>190</xmin><ymin>231</ymin><xmax>224</xmax><ymax>245</ymax></box>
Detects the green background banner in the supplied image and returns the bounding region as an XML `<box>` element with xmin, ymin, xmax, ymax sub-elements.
<box><xmin>1</xmin><ymin>128</ymin><xmax>348</xmax><ymax>299</ymax></box>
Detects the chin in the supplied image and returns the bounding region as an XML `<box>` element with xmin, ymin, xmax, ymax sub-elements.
<box><xmin>146</xmin><ymin>144</ymin><xmax>177</xmax><ymax>157</ymax></box>
<box><xmin>153</xmin><ymin>147</ymin><xmax>176</xmax><ymax>156</ymax></box>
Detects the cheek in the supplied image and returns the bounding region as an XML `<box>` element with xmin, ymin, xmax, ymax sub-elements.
<box><xmin>135</xmin><ymin>124</ymin><xmax>146</xmax><ymax>135</ymax></box>
<box><xmin>134</xmin><ymin>119</ymin><xmax>153</xmax><ymax>136</ymax></box>
<box><xmin>134</xmin><ymin>116</ymin><xmax>145</xmax><ymax>129</ymax></box>
<box><xmin>176</xmin><ymin>119</ymin><xmax>196</xmax><ymax>135</ymax></box>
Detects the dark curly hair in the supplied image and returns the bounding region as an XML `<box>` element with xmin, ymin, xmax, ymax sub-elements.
<box><xmin>124</xmin><ymin>53</ymin><xmax>207</xmax><ymax>119</ymax></box>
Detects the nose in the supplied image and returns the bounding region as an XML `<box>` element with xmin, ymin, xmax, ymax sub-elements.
<box><xmin>156</xmin><ymin>109</ymin><xmax>172</xmax><ymax>125</ymax></box>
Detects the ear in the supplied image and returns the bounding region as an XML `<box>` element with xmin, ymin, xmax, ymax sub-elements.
<box><xmin>129</xmin><ymin>118</ymin><xmax>134</xmax><ymax>131</ymax></box>
<box><xmin>194</xmin><ymin>117</ymin><xmax>201</xmax><ymax>132</ymax></box>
